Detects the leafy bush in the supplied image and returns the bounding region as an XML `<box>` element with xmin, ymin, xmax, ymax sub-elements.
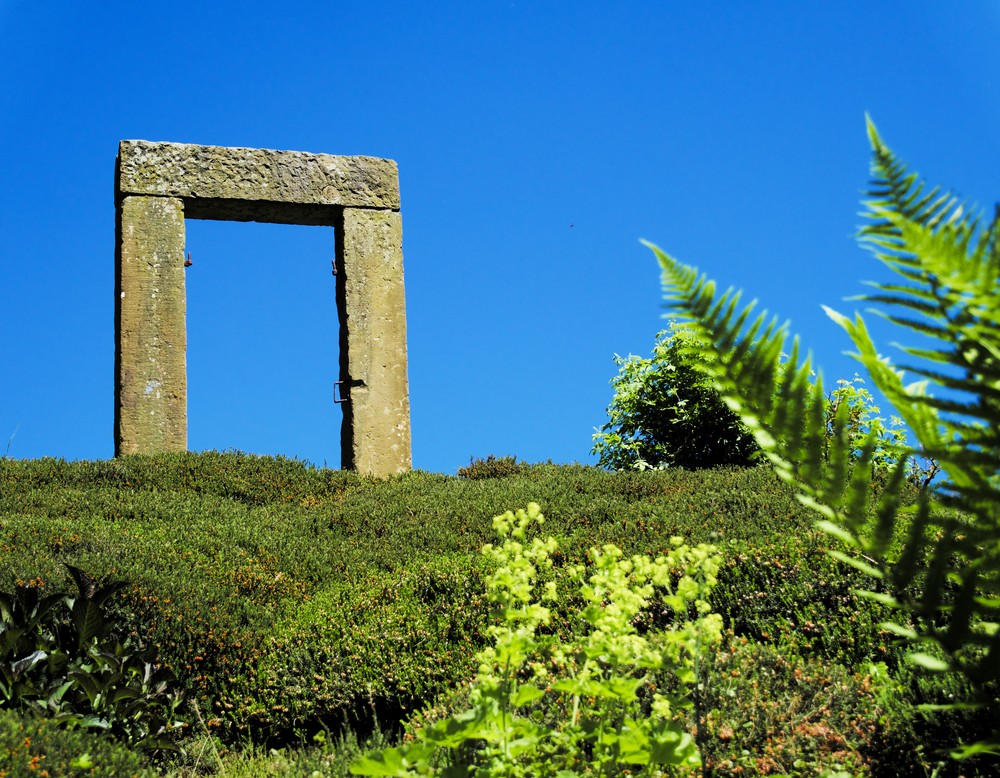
<box><xmin>653</xmin><ymin>118</ymin><xmax>1000</xmax><ymax>760</ymax></box>
<box><xmin>593</xmin><ymin>325</ymin><xmax>925</xmax><ymax>481</ymax></box>
<box><xmin>0</xmin><ymin>567</ymin><xmax>185</xmax><ymax>754</ymax></box>
<box><xmin>0</xmin><ymin>707</ymin><xmax>156</xmax><ymax>777</ymax></box>
<box><xmin>0</xmin><ymin>454</ymin><xmax>901</xmax><ymax>747</ymax></box>
<box><xmin>699</xmin><ymin>641</ymin><xmax>907</xmax><ymax>776</ymax></box>
<box><xmin>823</xmin><ymin>377</ymin><xmax>901</xmax><ymax>473</ymax></box>
<box><xmin>5</xmin><ymin>452</ymin><xmax>983</xmax><ymax>768</ymax></box>
<box><xmin>457</xmin><ymin>456</ymin><xmax>528</xmax><ymax>480</ymax></box>
<box><xmin>593</xmin><ymin>322</ymin><xmax>762</xmax><ymax>471</ymax></box>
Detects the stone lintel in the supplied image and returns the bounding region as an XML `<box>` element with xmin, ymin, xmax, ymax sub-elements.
<box><xmin>117</xmin><ymin>140</ymin><xmax>400</xmax><ymax>211</ymax></box>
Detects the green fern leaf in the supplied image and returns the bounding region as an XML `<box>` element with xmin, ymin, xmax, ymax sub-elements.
<box><xmin>648</xmin><ymin>119</ymin><xmax>1000</xmax><ymax>755</ymax></box>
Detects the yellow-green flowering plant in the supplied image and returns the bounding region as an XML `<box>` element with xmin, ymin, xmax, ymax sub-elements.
<box><xmin>351</xmin><ymin>503</ymin><xmax>723</xmax><ymax>777</ymax></box>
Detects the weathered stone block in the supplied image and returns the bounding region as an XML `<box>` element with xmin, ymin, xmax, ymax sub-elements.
<box><xmin>337</xmin><ymin>208</ymin><xmax>411</xmax><ymax>475</ymax></box>
<box><xmin>118</xmin><ymin>140</ymin><xmax>400</xmax><ymax>210</ymax></box>
<box><xmin>116</xmin><ymin>196</ymin><xmax>187</xmax><ymax>454</ymax></box>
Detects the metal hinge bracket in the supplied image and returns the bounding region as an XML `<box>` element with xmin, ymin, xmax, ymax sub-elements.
<box><xmin>333</xmin><ymin>380</ymin><xmax>350</xmax><ymax>404</ymax></box>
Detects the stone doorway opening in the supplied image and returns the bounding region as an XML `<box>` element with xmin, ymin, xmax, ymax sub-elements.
<box><xmin>184</xmin><ymin>220</ymin><xmax>341</xmax><ymax>468</ymax></box>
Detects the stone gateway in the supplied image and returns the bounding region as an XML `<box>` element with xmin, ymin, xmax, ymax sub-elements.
<box><xmin>114</xmin><ymin>140</ymin><xmax>411</xmax><ymax>476</ymax></box>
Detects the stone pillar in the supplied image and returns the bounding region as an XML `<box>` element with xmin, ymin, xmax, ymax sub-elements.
<box><xmin>115</xmin><ymin>196</ymin><xmax>187</xmax><ymax>455</ymax></box>
<box><xmin>336</xmin><ymin>208</ymin><xmax>412</xmax><ymax>475</ymax></box>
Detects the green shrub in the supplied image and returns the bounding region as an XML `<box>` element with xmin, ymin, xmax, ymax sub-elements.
<box><xmin>710</xmin><ymin>531</ymin><xmax>896</xmax><ymax>668</ymax></box>
<box><xmin>698</xmin><ymin>638</ymin><xmax>998</xmax><ymax>777</ymax></box>
<box><xmin>353</xmin><ymin>504</ymin><xmax>723</xmax><ymax>776</ymax></box>
<box><xmin>0</xmin><ymin>451</ymin><xmax>352</xmax><ymax>507</ymax></box>
<box><xmin>246</xmin><ymin>555</ymin><xmax>490</xmax><ymax>741</ymax></box>
<box><xmin>700</xmin><ymin>640</ymin><xmax>899</xmax><ymax>776</ymax></box>
<box><xmin>0</xmin><ymin>707</ymin><xmax>156</xmax><ymax>777</ymax></box>
<box><xmin>593</xmin><ymin>322</ymin><xmax>762</xmax><ymax>471</ymax></box>
<box><xmin>2</xmin><ymin>452</ymin><xmax>962</xmax><ymax>761</ymax></box>
<box><xmin>456</xmin><ymin>456</ymin><xmax>528</xmax><ymax>480</ymax></box>
<box><xmin>0</xmin><ymin>567</ymin><xmax>185</xmax><ymax>754</ymax></box>
<box><xmin>593</xmin><ymin>328</ymin><xmax>924</xmax><ymax>481</ymax></box>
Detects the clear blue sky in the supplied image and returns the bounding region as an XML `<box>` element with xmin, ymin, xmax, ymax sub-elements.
<box><xmin>2</xmin><ymin>2</ymin><xmax>998</xmax><ymax>473</ymax></box>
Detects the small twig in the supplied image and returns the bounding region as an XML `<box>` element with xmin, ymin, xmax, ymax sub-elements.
<box><xmin>4</xmin><ymin>424</ymin><xmax>20</xmax><ymax>458</ymax></box>
<box><xmin>190</xmin><ymin>697</ymin><xmax>226</xmax><ymax>773</ymax></box>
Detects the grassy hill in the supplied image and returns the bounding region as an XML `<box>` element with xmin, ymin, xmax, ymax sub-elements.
<box><xmin>0</xmin><ymin>452</ymin><xmax>993</xmax><ymax>776</ymax></box>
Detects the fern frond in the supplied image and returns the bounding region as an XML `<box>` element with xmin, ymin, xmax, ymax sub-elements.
<box><xmin>863</xmin><ymin>291</ymin><xmax>953</xmax><ymax>316</ymax></box>
<box><xmin>647</xmin><ymin>121</ymin><xmax>1000</xmax><ymax>752</ymax></box>
<box><xmin>649</xmin><ymin>241</ymin><xmax>855</xmax><ymax>508</ymax></box>
<box><xmin>864</xmin><ymin>117</ymin><xmax>981</xmax><ymax>244</ymax></box>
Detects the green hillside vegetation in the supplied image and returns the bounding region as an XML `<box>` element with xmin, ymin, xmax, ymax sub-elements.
<box><xmin>0</xmin><ymin>453</ymin><xmax>993</xmax><ymax>776</ymax></box>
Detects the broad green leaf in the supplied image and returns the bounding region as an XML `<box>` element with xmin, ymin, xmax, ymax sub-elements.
<box><xmin>906</xmin><ymin>652</ymin><xmax>950</xmax><ymax>672</ymax></box>
<box><xmin>46</xmin><ymin>679</ymin><xmax>74</xmax><ymax>709</ymax></box>
<box><xmin>879</xmin><ymin>621</ymin><xmax>917</xmax><ymax>639</ymax></box>
<box><xmin>648</xmin><ymin>727</ymin><xmax>700</xmax><ymax>767</ymax></box>
<box><xmin>421</xmin><ymin>706</ymin><xmax>491</xmax><ymax>747</ymax></box>
<box><xmin>606</xmin><ymin>675</ymin><xmax>644</xmax><ymax>703</ymax></box>
<box><xmin>617</xmin><ymin>723</ymin><xmax>652</xmax><ymax>765</ymax></box>
<box><xmin>510</xmin><ymin>682</ymin><xmax>545</xmax><ymax>707</ymax></box>
<box><xmin>11</xmin><ymin>650</ymin><xmax>47</xmax><ymax>678</ymax></box>
<box><xmin>350</xmin><ymin>743</ymin><xmax>434</xmax><ymax>776</ymax></box>
<box><xmin>79</xmin><ymin>715</ymin><xmax>111</xmax><ymax>730</ymax></box>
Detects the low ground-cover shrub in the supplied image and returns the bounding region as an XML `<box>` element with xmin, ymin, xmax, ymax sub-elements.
<box><xmin>712</xmin><ymin>534</ymin><xmax>896</xmax><ymax>668</ymax></box>
<box><xmin>456</xmin><ymin>455</ymin><xmax>529</xmax><ymax>480</ymax></box>
<box><xmin>0</xmin><ymin>451</ymin><xmax>352</xmax><ymax>507</ymax></box>
<box><xmin>701</xmin><ymin>639</ymin><xmax>903</xmax><ymax>776</ymax></box>
<box><xmin>247</xmin><ymin>555</ymin><xmax>490</xmax><ymax>740</ymax></box>
<box><xmin>0</xmin><ymin>707</ymin><xmax>156</xmax><ymax>777</ymax></box>
<box><xmin>0</xmin><ymin>452</ymin><xmax>982</xmax><ymax>770</ymax></box>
